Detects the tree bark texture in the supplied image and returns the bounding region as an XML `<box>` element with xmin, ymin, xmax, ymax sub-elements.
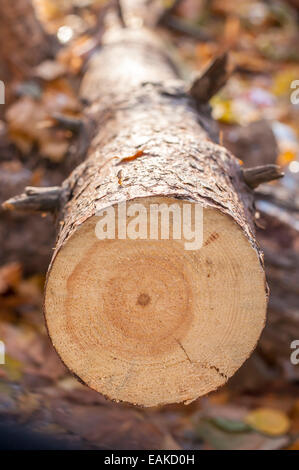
<box><xmin>55</xmin><ymin>27</ymin><xmax>259</xmax><ymax>258</ymax></box>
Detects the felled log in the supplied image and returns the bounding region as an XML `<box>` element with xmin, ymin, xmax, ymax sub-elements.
<box><xmin>3</xmin><ymin>1</ymin><xmax>282</xmax><ymax>407</ymax></box>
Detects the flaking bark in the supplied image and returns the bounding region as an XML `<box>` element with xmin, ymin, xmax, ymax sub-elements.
<box><xmin>49</xmin><ymin>27</ymin><xmax>258</xmax><ymax>271</ymax></box>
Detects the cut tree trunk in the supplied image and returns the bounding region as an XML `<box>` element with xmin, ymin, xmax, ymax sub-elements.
<box><xmin>4</xmin><ymin>3</ymin><xmax>269</xmax><ymax>406</ymax></box>
<box><xmin>45</xmin><ymin>14</ymin><xmax>267</xmax><ymax>406</ymax></box>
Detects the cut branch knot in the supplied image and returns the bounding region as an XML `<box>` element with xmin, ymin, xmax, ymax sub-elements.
<box><xmin>52</xmin><ymin>113</ymin><xmax>83</xmax><ymax>134</ymax></box>
<box><xmin>189</xmin><ymin>52</ymin><xmax>232</xmax><ymax>103</ymax></box>
<box><xmin>242</xmin><ymin>164</ymin><xmax>284</xmax><ymax>189</ymax></box>
<box><xmin>2</xmin><ymin>186</ymin><xmax>65</xmax><ymax>213</ymax></box>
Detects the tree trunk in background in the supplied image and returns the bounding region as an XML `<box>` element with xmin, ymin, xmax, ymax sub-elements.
<box><xmin>229</xmin><ymin>193</ymin><xmax>299</xmax><ymax>391</ymax></box>
<box><xmin>0</xmin><ymin>0</ymin><xmax>54</xmax><ymax>113</ymax></box>
<box><xmin>223</xmin><ymin>122</ymin><xmax>299</xmax><ymax>389</ymax></box>
<box><xmin>257</xmin><ymin>214</ymin><xmax>299</xmax><ymax>377</ymax></box>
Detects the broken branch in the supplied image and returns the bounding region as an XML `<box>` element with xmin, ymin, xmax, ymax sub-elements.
<box><xmin>52</xmin><ymin>113</ymin><xmax>83</xmax><ymax>134</ymax></box>
<box><xmin>157</xmin><ymin>0</ymin><xmax>183</xmax><ymax>23</ymax></box>
<box><xmin>2</xmin><ymin>186</ymin><xmax>65</xmax><ymax>213</ymax></box>
<box><xmin>242</xmin><ymin>164</ymin><xmax>284</xmax><ymax>189</ymax></box>
<box><xmin>189</xmin><ymin>52</ymin><xmax>231</xmax><ymax>103</ymax></box>
<box><xmin>157</xmin><ymin>0</ymin><xmax>210</xmax><ymax>40</ymax></box>
<box><xmin>113</xmin><ymin>0</ymin><xmax>126</xmax><ymax>28</ymax></box>
<box><xmin>160</xmin><ymin>15</ymin><xmax>211</xmax><ymax>41</ymax></box>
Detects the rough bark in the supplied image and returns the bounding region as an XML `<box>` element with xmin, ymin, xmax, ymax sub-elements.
<box><xmin>57</xmin><ymin>36</ymin><xmax>257</xmax><ymax>256</ymax></box>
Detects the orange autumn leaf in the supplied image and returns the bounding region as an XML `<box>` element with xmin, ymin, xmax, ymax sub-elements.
<box><xmin>277</xmin><ymin>149</ymin><xmax>296</xmax><ymax>166</ymax></box>
<box><xmin>0</xmin><ymin>263</ymin><xmax>22</xmax><ymax>295</ymax></box>
<box><xmin>118</xmin><ymin>150</ymin><xmax>145</xmax><ymax>164</ymax></box>
<box><xmin>57</xmin><ymin>35</ymin><xmax>97</xmax><ymax>74</ymax></box>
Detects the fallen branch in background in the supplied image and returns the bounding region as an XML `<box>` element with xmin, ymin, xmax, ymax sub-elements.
<box><xmin>157</xmin><ymin>0</ymin><xmax>211</xmax><ymax>41</ymax></box>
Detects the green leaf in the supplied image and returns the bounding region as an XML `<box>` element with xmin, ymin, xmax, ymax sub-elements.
<box><xmin>209</xmin><ymin>416</ymin><xmax>252</xmax><ymax>433</ymax></box>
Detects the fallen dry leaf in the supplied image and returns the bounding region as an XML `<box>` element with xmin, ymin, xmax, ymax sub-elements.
<box><xmin>245</xmin><ymin>408</ymin><xmax>291</xmax><ymax>436</ymax></box>
<box><xmin>34</xmin><ymin>60</ymin><xmax>68</xmax><ymax>81</ymax></box>
<box><xmin>0</xmin><ymin>262</ymin><xmax>22</xmax><ymax>295</ymax></box>
<box><xmin>194</xmin><ymin>417</ymin><xmax>289</xmax><ymax>450</ymax></box>
<box><xmin>6</xmin><ymin>78</ymin><xmax>81</xmax><ymax>161</ymax></box>
<box><xmin>39</xmin><ymin>139</ymin><xmax>70</xmax><ymax>162</ymax></box>
<box><xmin>57</xmin><ymin>35</ymin><xmax>97</xmax><ymax>74</ymax></box>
